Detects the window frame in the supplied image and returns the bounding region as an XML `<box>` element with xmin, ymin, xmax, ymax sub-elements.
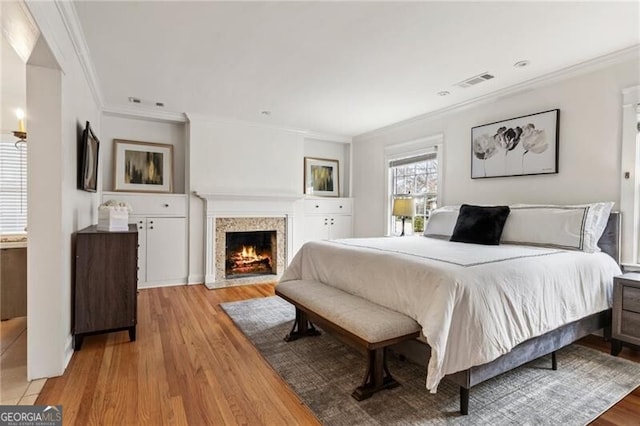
<box><xmin>384</xmin><ymin>134</ymin><xmax>443</xmax><ymax>236</ymax></box>
<box><xmin>620</xmin><ymin>85</ymin><xmax>640</xmax><ymax>267</ymax></box>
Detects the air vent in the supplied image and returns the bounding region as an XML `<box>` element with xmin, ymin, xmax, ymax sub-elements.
<box><xmin>455</xmin><ymin>72</ymin><xmax>495</xmax><ymax>89</ymax></box>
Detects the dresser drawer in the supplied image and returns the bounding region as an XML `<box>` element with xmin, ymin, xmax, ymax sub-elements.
<box><xmin>102</xmin><ymin>193</ymin><xmax>187</xmax><ymax>217</ymax></box>
<box><xmin>621</xmin><ymin>310</ymin><xmax>640</xmax><ymax>340</ymax></box>
<box><xmin>304</xmin><ymin>198</ymin><xmax>352</xmax><ymax>215</ymax></box>
<box><xmin>622</xmin><ymin>286</ymin><xmax>640</xmax><ymax>313</ymax></box>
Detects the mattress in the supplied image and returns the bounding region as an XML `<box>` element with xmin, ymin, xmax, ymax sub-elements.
<box><xmin>279</xmin><ymin>236</ymin><xmax>622</xmax><ymax>392</ymax></box>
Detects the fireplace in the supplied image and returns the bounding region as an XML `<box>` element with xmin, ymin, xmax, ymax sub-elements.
<box><xmin>197</xmin><ymin>191</ymin><xmax>299</xmax><ymax>289</ymax></box>
<box><xmin>212</xmin><ymin>216</ymin><xmax>287</xmax><ymax>287</ymax></box>
<box><xmin>225</xmin><ymin>231</ymin><xmax>277</xmax><ymax>278</ymax></box>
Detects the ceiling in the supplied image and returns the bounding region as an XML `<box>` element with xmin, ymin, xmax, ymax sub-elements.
<box><xmin>73</xmin><ymin>1</ymin><xmax>639</xmax><ymax>138</ymax></box>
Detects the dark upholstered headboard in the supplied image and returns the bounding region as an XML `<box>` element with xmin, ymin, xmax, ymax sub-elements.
<box><xmin>598</xmin><ymin>211</ymin><xmax>620</xmax><ymax>264</ymax></box>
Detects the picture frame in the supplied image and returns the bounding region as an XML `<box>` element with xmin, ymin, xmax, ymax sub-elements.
<box><xmin>304</xmin><ymin>157</ymin><xmax>339</xmax><ymax>197</ymax></box>
<box><xmin>113</xmin><ymin>139</ymin><xmax>173</xmax><ymax>193</ymax></box>
<box><xmin>79</xmin><ymin>121</ymin><xmax>100</xmax><ymax>192</ymax></box>
<box><xmin>471</xmin><ymin>109</ymin><xmax>559</xmax><ymax>179</ymax></box>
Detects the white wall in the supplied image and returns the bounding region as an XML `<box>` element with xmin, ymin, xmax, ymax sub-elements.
<box><xmin>100</xmin><ymin>114</ymin><xmax>186</xmax><ymax>193</ymax></box>
<box><xmin>188</xmin><ymin>116</ymin><xmax>305</xmax><ymax>195</ymax></box>
<box><xmin>304</xmin><ymin>138</ymin><xmax>351</xmax><ymax>197</ymax></box>
<box><xmin>352</xmin><ymin>56</ymin><xmax>640</xmax><ymax>237</ymax></box>
<box><xmin>1</xmin><ymin>35</ymin><xmax>26</xmax><ymax>133</ymax></box>
<box><xmin>186</xmin><ymin>116</ymin><xmax>305</xmax><ymax>283</ymax></box>
<box><xmin>25</xmin><ymin>2</ymin><xmax>101</xmax><ymax>379</ymax></box>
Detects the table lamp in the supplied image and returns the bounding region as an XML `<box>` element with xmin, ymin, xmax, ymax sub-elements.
<box><xmin>392</xmin><ymin>197</ymin><xmax>415</xmax><ymax>236</ymax></box>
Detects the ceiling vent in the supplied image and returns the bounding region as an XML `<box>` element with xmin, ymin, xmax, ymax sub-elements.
<box><xmin>455</xmin><ymin>72</ymin><xmax>495</xmax><ymax>89</ymax></box>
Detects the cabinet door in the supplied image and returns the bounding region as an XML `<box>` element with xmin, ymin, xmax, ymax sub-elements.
<box><xmin>145</xmin><ymin>217</ymin><xmax>187</xmax><ymax>284</ymax></box>
<box><xmin>303</xmin><ymin>215</ymin><xmax>330</xmax><ymax>242</ymax></box>
<box><xmin>132</xmin><ymin>217</ymin><xmax>147</xmax><ymax>284</ymax></box>
<box><xmin>328</xmin><ymin>215</ymin><xmax>353</xmax><ymax>240</ymax></box>
<box><xmin>0</xmin><ymin>247</ymin><xmax>27</xmax><ymax>319</ymax></box>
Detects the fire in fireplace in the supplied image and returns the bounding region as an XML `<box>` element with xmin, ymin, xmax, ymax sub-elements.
<box><xmin>225</xmin><ymin>230</ymin><xmax>277</xmax><ymax>278</ymax></box>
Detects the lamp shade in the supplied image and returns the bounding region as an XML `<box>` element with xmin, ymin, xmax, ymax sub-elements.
<box><xmin>392</xmin><ymin>197</ymin><xmax>415</xmax><ymax>217</ymax></box>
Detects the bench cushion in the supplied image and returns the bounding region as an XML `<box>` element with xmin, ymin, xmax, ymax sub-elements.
<box><xmin>276</xmin><ymin>280</ymin><xmax>421</xmax><ymax>344</ymax></box>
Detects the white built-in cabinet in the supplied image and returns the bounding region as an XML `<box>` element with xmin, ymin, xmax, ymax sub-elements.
<box><xmin>303</xmin><ymin>198</ymin><xmax>353</xmax><ymax>242</ymax></box>
<box><xmin>102</xmin><ymin>192</ymin><xmax>188</xmax><ymax>288</ymax></box>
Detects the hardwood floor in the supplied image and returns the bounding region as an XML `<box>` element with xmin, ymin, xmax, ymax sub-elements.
<box><xmin>37</xmin><ymin>284</ymin><xmax>639</xmax><ymax>425</ymax></box>
<box><xmin>37</xmin><ymin>284</ymin><xmax>319</xmax><ymax>425</ymax></box>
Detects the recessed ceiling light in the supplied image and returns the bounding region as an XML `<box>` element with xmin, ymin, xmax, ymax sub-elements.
<box><xmin>155</xmin><ymin>102</ymin><xmax>164</xmax><ymax>107</ymax></box>
<box><xmin>261</xmin><ymin>110</ymin><xmax>271</xmax><ymax>116</ymax></box>
<box><xmin>514</xmin><ymin>60</ymin><xmax>530</xmax><ymax>68</ymax></box>
<box><xmin>128</xmin><ymin>97</ymin><xmax>141</xmax><ymax>104</ymax></box>
<box><xmin>437</xmin><ymin>91</ymin><xmax>450</xmax><ymax>97</ymax></box>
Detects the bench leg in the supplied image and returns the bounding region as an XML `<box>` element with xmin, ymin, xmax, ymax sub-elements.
<box><xmin>551</xmin><ymin>351</ymin><xmax>557</xmax><ymax>371</ymax></box>
<box><xmin>460</xmin><ymin>386</ymin><xmax>469</xmax><ymax>415</ymax></box>
<box><xmin>284</xmin><ymin>308</ymin><xmax>321</xmax><ymax>342</ymax></box>
<box><xmin>352</xmin><ymin>347</ymin><xmax>400</xmax><ymax>401</ymax></box>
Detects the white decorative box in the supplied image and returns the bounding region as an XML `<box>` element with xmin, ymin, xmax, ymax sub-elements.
<box><xmin>97</xmin><ymin>207</ymin><xmax>129</xmax><ymax>232</ymax></box>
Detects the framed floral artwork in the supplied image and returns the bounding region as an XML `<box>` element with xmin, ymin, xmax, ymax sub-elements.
<box><xmin>113</xmin><ymin>139</ymin><xmax>173</xmax><ymax>192</ymax></box>
<box><xmin>471</xmin><ymin>109</ymin><xmax>559</xmax><ymax>178</ymax></box>
<box><xmin>304</xmin><ymin>157</ymin><xmax>339</xmax><ymax>197</ymax></box>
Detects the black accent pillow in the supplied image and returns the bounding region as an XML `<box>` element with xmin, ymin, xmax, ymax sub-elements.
<box><xmin>450</xmin><ymin>204</ymin><xmax>510</xmax><ymax>245</ymax></box>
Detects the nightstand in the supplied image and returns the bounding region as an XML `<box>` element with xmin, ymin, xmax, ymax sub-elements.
<box><xmin>611</xmin><ymin>272</ymin><xmax>640</xmax><ymax>356</ymax></box>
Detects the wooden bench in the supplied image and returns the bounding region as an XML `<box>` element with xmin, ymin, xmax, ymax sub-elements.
<box><xmin>275</xmin><ymin>279</ymin><xmax>421</xmax><ymax>400</ymax></box>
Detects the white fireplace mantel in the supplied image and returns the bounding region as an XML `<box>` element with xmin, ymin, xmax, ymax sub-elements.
<box><xmin>195</xmin><ymin>191</ymin><xmax>302</xmax><ymax>216</ymax></box>
<box><xmin>194</xmin><ymin>191</ymin><xmax>302</xmax><ymax>287</ymax></box>
<box><xmin>195</xmin><ymin>191</ymin><xmax>302</xmax><ymax>203</ymax></box>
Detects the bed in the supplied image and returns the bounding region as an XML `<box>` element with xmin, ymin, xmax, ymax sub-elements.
<box><xmin>278</xmin><ymin>206</ymin><xmax>621</xmax><ymax>412</ymax></box>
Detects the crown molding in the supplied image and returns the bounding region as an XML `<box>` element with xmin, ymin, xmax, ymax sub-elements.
<box><xmin>55</xmin><ymin>0</ymin><xmax>103</xmax><ymax>108</ymax></box>
<box><xmin>356</xmin><ymin>44</ymin><xmax>640</xmax><ymax>141</ymax></box>
<box><xmin>102</xmin><ymin>104</ymin><xmax>188</xmax><ymax>123</ymax></box>
<box><xmin>185</xmin><ymin>112</ymin><xmax>352</xmax><ymax>143</ymax></box>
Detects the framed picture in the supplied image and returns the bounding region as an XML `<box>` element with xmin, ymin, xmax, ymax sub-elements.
<box><xmin>113</xmin><ymin>139</ymin><xmax>173</xmax><ymax>193</ymax></box>
<box><xmin>80</xmin><ymin>121</ymin><xmax>100</xmax><ymax>192</ymax></box>
<box><xmin>304</xmin><ymin>157</ymin><xmax>339</xmax><ymax>197</ymax></box>
<box><xmin>471</xmin><ymin>109</ymin><xmax>559</xmax><ymax>179</ymax></box>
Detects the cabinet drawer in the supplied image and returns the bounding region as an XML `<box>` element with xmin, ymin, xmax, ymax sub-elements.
<box><xmin>622</xmin><ymin>286</ymin><xmax>640</xmax><ymax>313</ymax></box>
<box><xmin>621</xmin><ymin>310</ymin><xmax>640</xmax><ymax>339</ymax></box>
<box><xmin>103</xmin><ymin>193</ymin><xmax>186</xmax><ymax>217</ymax></box>
<box><xmin>304</xmin><ymin>198</ymin><xmax>352</xmax><ymax>215</ymax></box>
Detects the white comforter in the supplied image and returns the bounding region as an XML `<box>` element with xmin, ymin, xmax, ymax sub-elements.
<box><xmin>279</xmin><ymin>236</ymin><xmax>622</xmax><ymax>392</ymax></box>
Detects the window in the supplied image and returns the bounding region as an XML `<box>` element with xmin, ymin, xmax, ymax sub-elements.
<box><xmin>0</xmin><ymin>138</ymin><xmax>27</xmax><ymax>235</ymax></box>
<box><xmin>385</xmin><ymin>135</ymin><xmax>443</xmax><ymax>236</ymax></box>
<box><xmin>389</xmin><ymin>153</ymin><xmax>438</xmax><ymax>235</ymax></box>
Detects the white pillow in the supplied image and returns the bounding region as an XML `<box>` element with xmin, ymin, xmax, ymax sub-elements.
<box><xmin>501</xmin><ymin>202</ymin><xmax>614</xmax><ymax>252</ymax></box>
<box><xmin>423</xmin><ymin>206</ymin><xmax>460</xmax><ymax>239</ymax></box>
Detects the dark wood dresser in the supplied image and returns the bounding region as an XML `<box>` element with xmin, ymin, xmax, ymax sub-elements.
<box><xmin>611</xmin><ymin>272</ymin><xmax>640</xmax><ymax>355</ymax></box>
<box><xmin>74</xmin><ymin>224</ymin><xmax>138</xmax><ymax>350</ymax></box>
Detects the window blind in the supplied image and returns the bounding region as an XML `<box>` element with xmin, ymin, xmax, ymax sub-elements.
<box><xmin>389</xmin><ymin>151</ymin><xmax>437</xmax><ymax>168</ymax></box>
<box><xmin>0</xmin><ymin>138</ymin><xmax>28</xmax><ymax>234</ymax></box>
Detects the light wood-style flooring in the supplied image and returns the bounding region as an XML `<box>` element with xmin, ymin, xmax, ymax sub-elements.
<box><xmin>0</xmin><ymin>317</ymin><xmax>47</xmax><ymax>405</ymax></box>
<box><xmin>36</xmin><ymin>284</ymin><xmax>639</xmax><ymax>425</ymax></box>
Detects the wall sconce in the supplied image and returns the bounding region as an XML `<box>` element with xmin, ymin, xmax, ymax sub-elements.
<box><xmin>13</xmin><ymin>109</ymin><xmax>27</xmax><ymax>148</ymax></box>
<box><xmin>392</xmin><ymin>196</ymin><xmax>415</xmax><ymax>236</ymax></box>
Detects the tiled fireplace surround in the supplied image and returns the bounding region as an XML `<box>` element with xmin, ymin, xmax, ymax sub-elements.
<box><xmin>196</xmin><ymin>193</ymin><xmax>299</xmax><ymax>289</ymax></box>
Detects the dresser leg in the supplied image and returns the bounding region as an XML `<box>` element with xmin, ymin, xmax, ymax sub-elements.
<box><xmin>611</xmin><ymin>339</ymin><xmax>622</xmax><ymax>356</ymax></box>
<box><xmin>74</xmin><ymin>335</ymin><xmax>84</xmax><ymax>351</ymax></box>
<box><xmin>128</xmin><ymin>326</ymin><xmax>136</xmax><ymax>342</ymax></box>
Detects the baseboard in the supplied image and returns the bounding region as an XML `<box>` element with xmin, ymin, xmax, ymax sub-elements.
<box><xmin>138</xmin><ymin>280</ymin><xmax>188</xmax><ymax>289</ymax></box>
<box><xmin>188</xmin><ymin>274</ymin><xmax>204</xmax><ymax>285</ymax></box>
<box><xmin>63</xmin><ymin>333</ymin><xmax>73</xmax><ymax>371</ymax></box>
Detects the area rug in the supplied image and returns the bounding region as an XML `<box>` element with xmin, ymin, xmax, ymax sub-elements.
<box><xmin>221</xmin><ymin>296</ymin><xmax>640</xmax><ymax>425</ymax></box>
